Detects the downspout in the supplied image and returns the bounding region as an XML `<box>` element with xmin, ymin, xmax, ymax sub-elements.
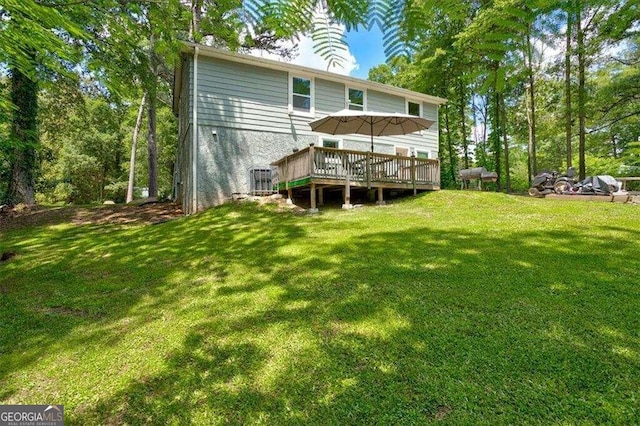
<box><xmin>191</xmin><ymin>46</ymin><xmax>199</xmax><ymax>213</ymax></box>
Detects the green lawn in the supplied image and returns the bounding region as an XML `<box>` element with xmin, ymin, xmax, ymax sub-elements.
<box><xmin>1</xmin><ymin>191</ymin><xmax>639</xmax><ymax>424</ymax></box>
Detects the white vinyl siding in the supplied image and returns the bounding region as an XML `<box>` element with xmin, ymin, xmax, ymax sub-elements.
<box><xmin>189</xmin><ymin>55</ymin><xmax>439</xmax><ymax>156</ymax></box>
<box><xmin>315</xmin><ymin>79</ymin><xmax>344</xmax><ymax>114</ymax></box>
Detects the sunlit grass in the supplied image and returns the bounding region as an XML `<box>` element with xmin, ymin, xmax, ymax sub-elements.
<box><xmin>1</xmin><ymin>191</ymin><xmax>639</xmax><ymax>423</ymax></box>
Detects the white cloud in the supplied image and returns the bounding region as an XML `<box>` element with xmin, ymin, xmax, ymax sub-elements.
<box><xmin>248</xmin><ymin>27</ymin><xmax>358</xmax><ymax>76</ymax></box>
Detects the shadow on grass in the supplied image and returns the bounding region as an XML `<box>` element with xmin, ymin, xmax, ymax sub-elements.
<box><xmin>1</xmin><ymin>201</ymin><xmax>639</xmax><ymax>423</ymax></box>
<box><xmin>0</xmin><ymin>204</ymin><xmax>304</xmax><ymax>397</ymax></box>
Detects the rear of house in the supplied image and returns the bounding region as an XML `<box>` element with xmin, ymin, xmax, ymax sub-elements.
<box><xmin>173</xmin><ymin>43</ymin><xmax>446</xmax><ymax>214</ymax></box>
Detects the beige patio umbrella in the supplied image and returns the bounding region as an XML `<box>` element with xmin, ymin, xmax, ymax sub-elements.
<box><xmin>308</xmin><ymin>109</ymin><xmax>435</xmax><ymax>152</ymax></box>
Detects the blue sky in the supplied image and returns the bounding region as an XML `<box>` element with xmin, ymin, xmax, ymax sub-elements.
<box><xmin>249</xmin><ymin>23</ymin><xmax>387</xmax><ymax>79</ymax></box>
<box><xmin>345</xmin><ymin>26</ymin><xmax>387</xmax><ymax>79</ymax></box>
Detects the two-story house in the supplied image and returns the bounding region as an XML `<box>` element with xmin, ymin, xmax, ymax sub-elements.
<box><xmin>172</xmin><ymin>43</ymin><xmax>446</xmax><ymax>214</ymax></box>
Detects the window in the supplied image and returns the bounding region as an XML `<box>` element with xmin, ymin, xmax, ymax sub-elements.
<box><xmin>395</xmin><ymin>147</ymin><xmax>430</xmax><ymax>158</ymax></box>
<box><xmin>347</xmin><ymin>87</ymin><xmax>365</xmax><ymax>110</ymax></box>
<box><xmin>407</xmin><ymin>101</ymin><xmax>421</xmax><ymax>116</ymax></box>
<box><xmin>321</xmin><ymin>138</ymin><xmax>342</xmax><ymax>149</ymax></box>
<box><xmin>290</xmin><ymin>75</ymin><xmax>313</xmax><ymax>115</ymax></box>
<box><xmin>395</xmin><ymin>146</ymin><xmax>409</xmax><ymax>157</ymax></box>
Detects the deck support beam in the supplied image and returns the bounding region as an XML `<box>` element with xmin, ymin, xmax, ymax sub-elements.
<box><xmin>342</xmin><ymin>176</ymin><xmax>353</xmax><ymax>209</ymax></box>
<box><xmin>309</xmin><ymin>183</ymin><xmax>318</xmax><ymax>213</ymax></box>
<box><xmin>318</xmin><ymin>187</ymin><xmax>324</xmax><ymax>206</ymax></box>
<box><xmin>376</xmin><ymin>187</ymin><xmax>385</xmax><ymax>205</ymax></box>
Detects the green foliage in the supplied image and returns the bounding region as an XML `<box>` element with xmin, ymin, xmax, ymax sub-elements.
<box><xmin>311</xmin><ymin>5</ymin><xmax>350</xmax><ymax>70</ymax></box>
<box><xmin>584</xmin><ymin>154</ymin><xmax>626</xmax><ymax>176</ymax></box>
<box><xmin>0</xmin><ymin>0</ymin><xmax>86</xmax><ymax>79</ymax></box>
<box><xmin>370</xmin><ymin>1</ymin><xmax>639</xmax><ymax>191</ymax></box>
<box><xmin>2</xmin><ymin>193</ymin><xmax>640</xmax><ymax>422</ymax></box>
<box><xmin>36</xmin><ymin>83</ymin><xmax>178</xmax><ymax>205</ymax></box>
<box><xmin>4</xmin><ymin>67</ymin><xmax>39</xmax><ymax>205</ymax></box>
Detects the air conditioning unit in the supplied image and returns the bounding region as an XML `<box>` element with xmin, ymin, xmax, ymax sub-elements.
<box><xmin>249</xmin><ymin>166</ymin><xmax>277</xmax><ymax>195</ymax></box>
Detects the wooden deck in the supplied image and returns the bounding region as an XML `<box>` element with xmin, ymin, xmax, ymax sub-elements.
<box><xmin>272</xmin><ymin>145</ymin><xmax>440</xmax><ymax>210</ymax></box>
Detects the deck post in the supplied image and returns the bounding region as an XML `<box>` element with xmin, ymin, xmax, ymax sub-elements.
<box><xmin>376</xmin><ymin>187</ymin><xmax>385</xmax><ymax>205</ymax></box>
<box><xmin>308</xmin><ymin>143</ymin><xmax>315</xmax><ymax>177</ymax></box>
<box><xmin>318</xmin><ymin>187</ymin><xmax>324</xmax><ymax>206</ymax></box>
<box><xmin>366</xmin><ymin>151</ymin><xmax>371</xmax><ymax>189</ymax></box>
<box><xmin>309</xmin><ymin>182</ymin><xmax>318</xmax><ymax>213</ymax></box>
<box><xmin>284</xmin><ymin>157</ymin><xmax>290</xmax><ymax>201</ymax></box>
<box><xmin>342</xmin><ymin>175</ymin><xmax>353</xmax><ymax>209</ymax></box>
<box><xmin>411</xmin><ymin>154</ymin><xmax>417</xmax><ymax>196</ymax></box>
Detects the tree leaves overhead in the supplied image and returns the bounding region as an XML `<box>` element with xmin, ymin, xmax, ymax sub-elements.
<box><xmin>242</xmin><ymin>0</ymin><xmax>418</xmax><ymax>69</ymax></box>
<box><xmin>0</xmin><ymin>0</ymin><xmax>86</xmax><ymax>78</ymax></box>
<box><xmin>311</xmin><ymin>5</ymin><xmax>349</xmax><ymax>70</ymax></box>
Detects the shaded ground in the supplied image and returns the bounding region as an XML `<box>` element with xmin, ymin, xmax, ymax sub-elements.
<box><xmin>0</xmin><ymin>202</ymin><xmax>184</xmax><ymax>231</ymax></box>
<box><xmin>1</xmin><ymin>192</ymin><xmax>639</xmax><ymax>423</ymax></box>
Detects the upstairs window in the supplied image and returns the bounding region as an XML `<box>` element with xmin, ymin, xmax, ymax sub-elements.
<box><xmin>347</xmin><ymin>87</ymin><xmax>365</xmax><ymax>110</ymax></box>
<box><xmin>407</xmin><ymin>101</ymin><xmax>421</xmax><ymax>116</ymax></box>
<box><xmin>290</xmin><ymin>75</ymin><xmax>313</xmax><ymax>115</ymax></box>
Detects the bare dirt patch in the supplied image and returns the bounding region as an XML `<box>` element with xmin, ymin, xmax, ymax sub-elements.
<box><xmin>0</xmin><ymin>202</ymin><xmax>183</xmax><ymax>231</ymax></box>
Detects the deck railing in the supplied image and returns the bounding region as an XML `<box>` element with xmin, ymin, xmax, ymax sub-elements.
<box><xmin>272</xmin><ymin>145</ymin><xmax>440</xmax><ymax>190</ymax></box>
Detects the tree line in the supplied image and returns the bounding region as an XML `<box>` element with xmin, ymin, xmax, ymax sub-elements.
<box><xmin>368</xmin><ymin>0</ymin><xmax>639</xmax><ymax>192</ymax></box>
<box><xmin>1</xmin><ymin>1</ymin><xmax>638</xmax><ymax>206</ymax></box>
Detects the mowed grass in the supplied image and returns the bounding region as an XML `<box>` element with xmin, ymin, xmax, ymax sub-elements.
<box><xmin>1</xmin><ymin>191</ymin><xmax>639</xmax><ymax>424</ymax></box>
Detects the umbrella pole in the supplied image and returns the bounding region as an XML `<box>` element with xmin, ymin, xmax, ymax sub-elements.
<box><xmin>370</xmin><ymin>122</ymin><xmax>374</xmax><ymax>152</ymax></box>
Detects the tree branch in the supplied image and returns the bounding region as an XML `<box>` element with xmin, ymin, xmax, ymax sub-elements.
<box><xmin>609</xmin><ymin>56</ymin><xmax>640</xmax><ymax>66</ymax></box>
<box><xmin>588</xmin><ymin>111</ymin><xmax>640</xmax><ymax>133</ymax></box>
<box><xmin>35</xmin><ymin>0</ymin><xmax>165</xmax><ymax>8</ymax></box>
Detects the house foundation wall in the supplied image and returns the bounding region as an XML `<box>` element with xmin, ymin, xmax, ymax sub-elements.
<box><xmin>195</xmin><ymin>126</ymin><xmax>316</xmax><ymax>210</ymax></box>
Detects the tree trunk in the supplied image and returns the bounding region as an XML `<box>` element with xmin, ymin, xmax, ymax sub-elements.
<box><xmin>492</xmin><ymin>65</ymin><xmax>502</xmax><ymax>191</ymax></box>
<box><xmin>147</xmin><ymin>86</ymin><xmax>158</xmax><ymax>199</ymax></box>
<box><xmin>565</xmin><ymin>6</ymin><xmax>573</xmax><ymax>169</ymax></box>
<box><xmin>5</xmin><ymin>67</ymin><xmax>38</xmax><ymax>206</ymax></box>
<box><xmin>189</xmin><ymin>0</ymin><xmax>203</xmax><ymax>42</ymax></box>
<box><xmin>526</xmin><ymin>28</ymin><xmax>538</xmax><ymax>181</ymax></box>
<box><xmin>478</xmin><ymin>95</ymin><xmax>489</xmax><ymax>167</ymax></box>
<box><xmin>126</xmin><ymin>93</ymin><xmax>146</xmax><ymax>203</ymax></box>
<box><xmin>458</xmin><ymin>79</ymin><xmax>469</xmax><ymax>169</ymax></box>
<box><xmin>444</xmin><ymin>104</ymin><xmax>457</xmax><ymax>186</ymax></box>
<box><xmin>492</xmin><ymin>93</ymin><xmax>502</xmax><ymax>191</ymax></box>
<box><xmin>501</xmin><ymin>93</ymin><xmax>511</xmax><ymax>193</ymax></box>
<box><xmin>577</xmin><ymin>8</ymin><xmax>586</xmax><ymax>180</ymax></box>
<box><xmin>146</xmin><ymin>28</ymin><xmax>159</xmax><ymax>199</ymax></box>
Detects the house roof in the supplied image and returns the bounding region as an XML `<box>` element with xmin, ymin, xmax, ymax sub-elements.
<box><xmin>173</xmin><ymin>42</ymin><xmax>448</xmax><ymax>115</ymax></box>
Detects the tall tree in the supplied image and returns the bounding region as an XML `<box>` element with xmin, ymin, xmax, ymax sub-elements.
<box><xmin>0</xmin><ymin>0</ymin><xmax>86</xmax><ymax>206</ymax></box>
<box><xmin>6</xmin><ymin>67</ymin><xmax>38</xmax><ymax>205</ymax></box>
<box><xmin>565</xmin><ymin>2</ymin><xmax>574</xmax><ymax>169</ymax></box>
<box><xmin>576</xmin><ymin>5</ymin><xmax>587</xmax><ymax>179</ymax></box>
<box><xmin>524</xmin><ymin>25</ymin><xmax>538</xmax><ymax>181</ymax></box>
<box><xmin>126</xmin><ymin>94</ymin><xmax>146</xmax><ymax>203</ymax></box>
